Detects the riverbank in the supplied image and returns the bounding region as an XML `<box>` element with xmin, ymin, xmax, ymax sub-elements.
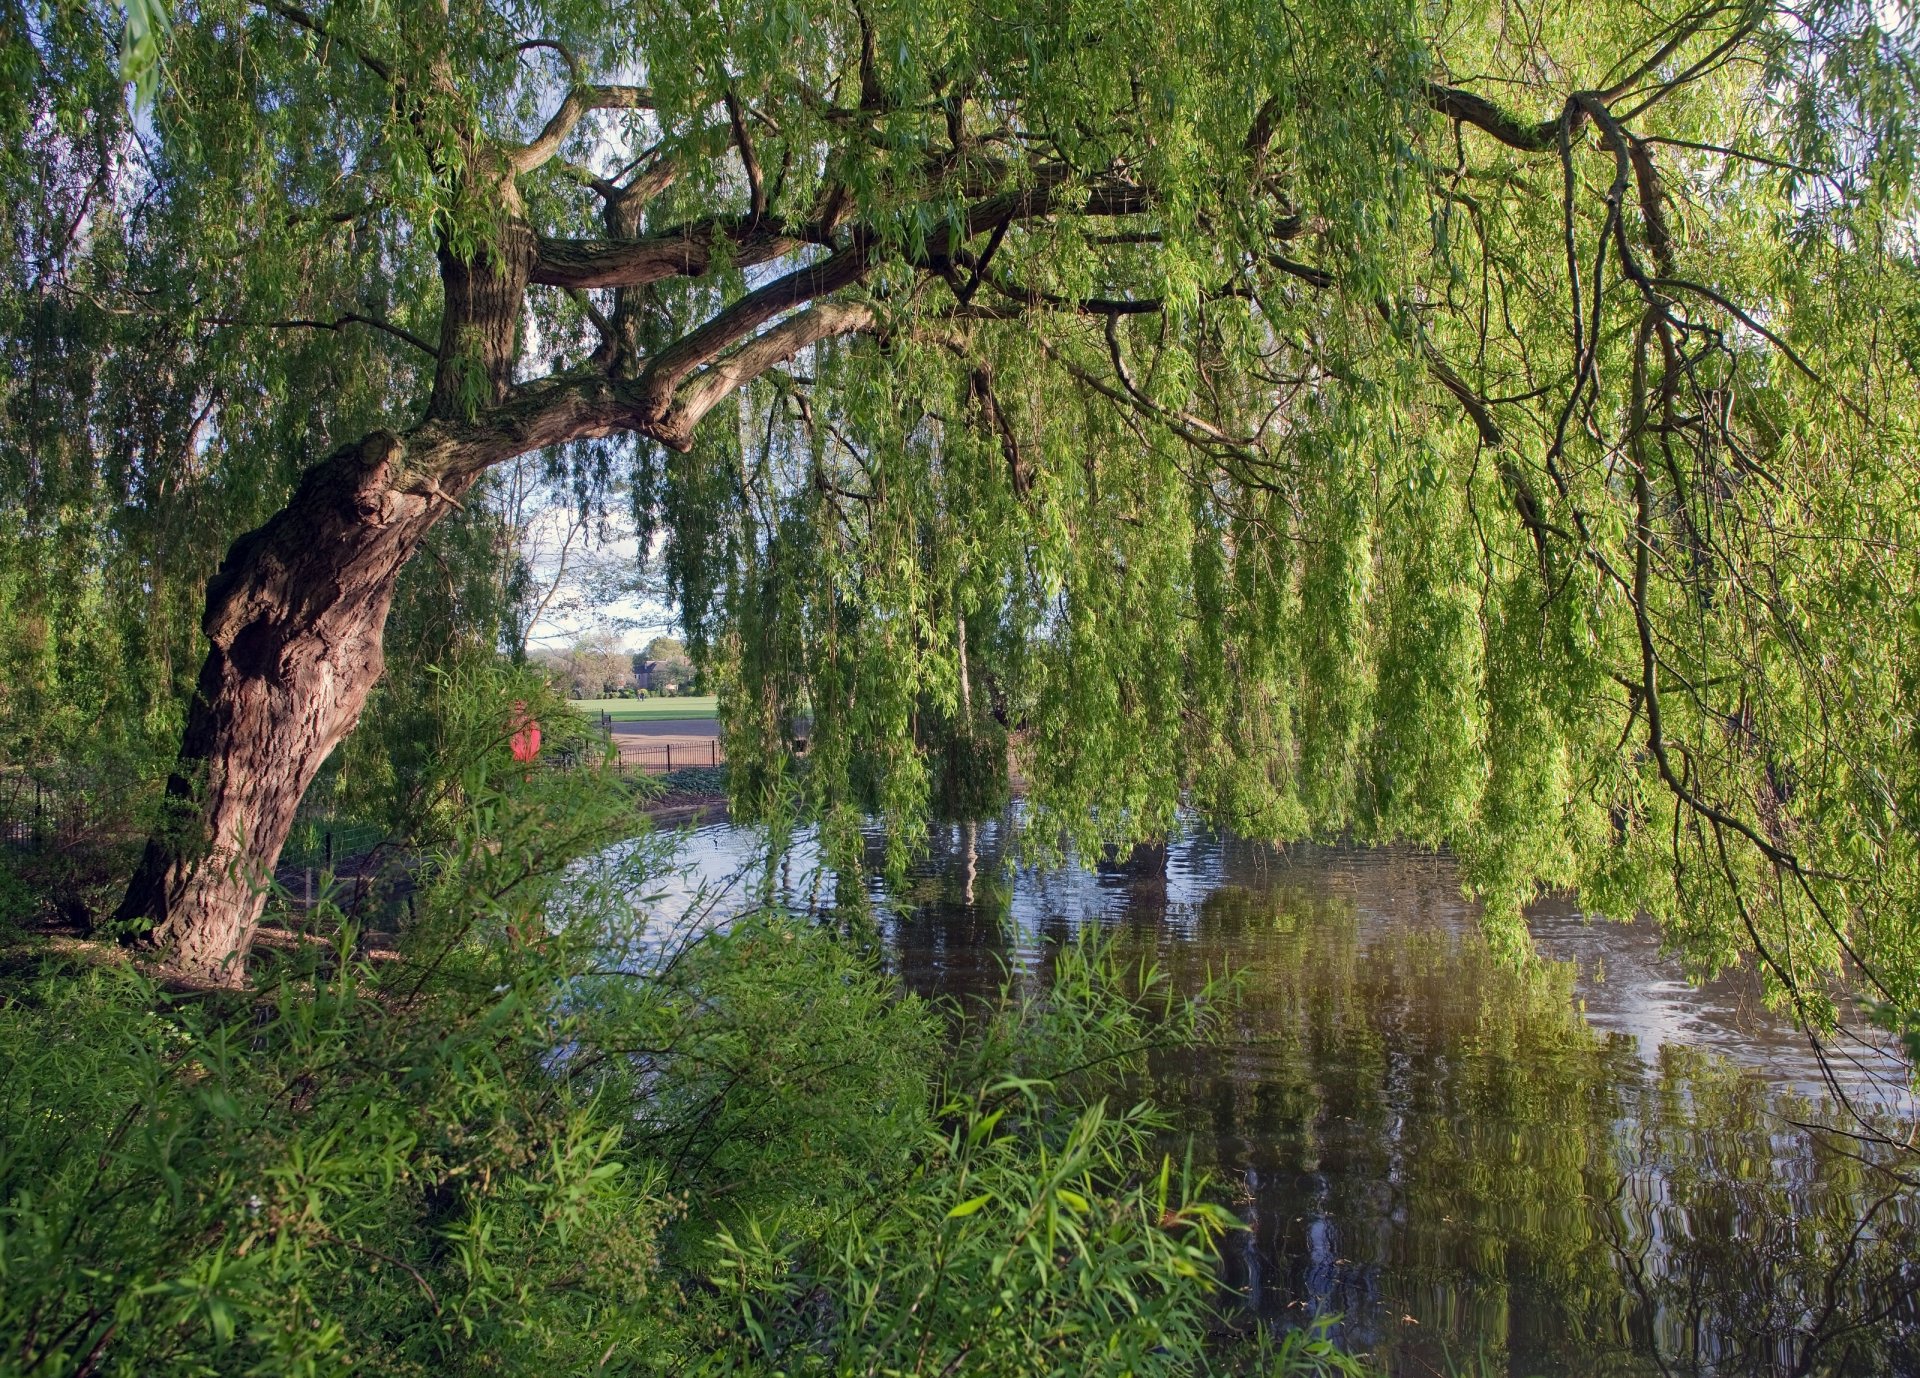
<box><xmin>0</xmin><ymin>776</ymin><xmax>1262</xmax><ymax>1378</ymax></box>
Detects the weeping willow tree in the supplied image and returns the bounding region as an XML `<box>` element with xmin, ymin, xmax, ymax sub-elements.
<box><xmin>2</xmin><ymin>0</ymin><xmax>1916</xmax><ymax>1010</ymax></box>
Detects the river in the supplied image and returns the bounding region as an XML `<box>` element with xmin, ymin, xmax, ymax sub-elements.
<box><xmin>630</xmin><ymin>810</ymin><xmax>1920</xmax><ymax>1376</ymax></box>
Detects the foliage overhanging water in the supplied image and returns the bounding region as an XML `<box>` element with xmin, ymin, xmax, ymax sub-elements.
<box><xmin>629</xmin><ymin>811</ymin><xmax>1920</xmax><ymax>1376</ymax></box>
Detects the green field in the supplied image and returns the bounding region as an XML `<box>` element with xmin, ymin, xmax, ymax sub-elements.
<box><xmin>567</xmin><ymin>695</ymin><xmax>717</xmax><ymax>722</ymax></box>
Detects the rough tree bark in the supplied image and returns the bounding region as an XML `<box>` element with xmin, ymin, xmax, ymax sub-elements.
<box><xmin>113</xmin><ymin>435</ymin><xmax>478</xmax><ymax>977</ymax></box>
<box><xmin>115</xmin><ymin>227</ymin><xmax>536</xmax><ymax>980</ymax></box>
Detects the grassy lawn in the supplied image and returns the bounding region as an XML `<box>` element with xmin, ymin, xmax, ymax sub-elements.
<box><xmin>567</xmin><ymin>695</ymin><xmax>717</xmax><ymax>722</ymax></box>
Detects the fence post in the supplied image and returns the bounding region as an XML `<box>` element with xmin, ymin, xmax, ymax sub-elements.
<box><xmin>710</xmin><ymin>740</ymin><xmax>716</xmax><ymax>767</ymax></box>
<box><xmin>324</xmin><ymin>830</ymin><xmax>334</xmax><ymax>873</ymax></box>
<box><xmin>666</xmin><ymin>744</ymin><xmax>673</xmax><ymax>772</ymax></box>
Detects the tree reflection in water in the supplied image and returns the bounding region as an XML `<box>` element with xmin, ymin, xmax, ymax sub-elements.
<box><xmin>1081</xmin><ymin>881</ymin><xmax>1917</xmax><ymax>1375</ymax></box>
<box><xmin>663</xmin><ymin>818</ymin><xmax>1920</xmax><ymax>1375</ymax></box>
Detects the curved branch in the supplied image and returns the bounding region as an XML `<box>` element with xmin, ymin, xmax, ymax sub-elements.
<box><xmin>503</xmin><ymin>38</ymin><xmax>581</xmax><ymax>81</ymax></box>
<box><xmin>1265</xmin><ymin>254</ymin><xmax>1335</xmax><ymax>289</ymax></box>
<box><xmin>531</xmin><ymin>172</ymin><xmax>1149</xmax><ymax>291</ymax></box>
<box><xmin>980</xmin><ymin>271</ymin><xmax>1164</xmax><ymax>316</ymax></box>
<box><xmin>636</xmin><ymin>247</ymin><xmax>872</xmax><ymax>414</ymax></box>
<box><xmin>410</xmin><ymin>300</ymin><xmax>877</xmax><ymax>481</ymax></box>
<box><xmin>531</xmin><ymin>220</ymin><xmax>799</xmax><ymax>289</ymax></box>
<box><xmin>1426</xmin><ymin>9</ymin><xmax>1731</xmax><ymax>151</ymax></box>
<box><xmin>1652</xmin><ymin>277</ymin><xmax>1826</xmax><ymax>388</ymax></box>
<box><xmin>1425</xmin><ymin>83</ymin><xmax>1568</xmax><ymax>152</ymax></box>
<box><xmin>723</xmin><ymin>89</ymin><xmax>767</xmax><ymax>220</ymax></box>
<box><xmin>508</xmin><ymin>85</ymin><xmax>654</xmax><ymax>174</ymax></box>
<box><xmin>260</xmin><ymin>1</ymin><xmax>394</xmax><ymax>83</ymax></box>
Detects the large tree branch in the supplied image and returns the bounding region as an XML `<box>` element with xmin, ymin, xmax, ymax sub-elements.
<box><xmin>960</xmin><ymin>176</ymin><xmax>1150</xmax><ymax>234</ymax></box>
<box><xmin>1425</xmin><ymin>9</ymin><xmax>1729</xmax><ymax>151</ymax></box>
<box><xmin>413</xmin><ymin>296</ymin><xmax>877</xmax><ymax>480</ymax></box>
<box><xmin>414</xmin><ymin>375</ymin><xmax>651</xmax><ymax>482</ymax></box>
<box><xmin>1425</xmin><ymin>83</ymin><xmax>1568</xmax><ymax>152</ymax></box>
<box><xmin>508</xmin><ymin>84</ymin><xmax>654</xmax><ymax>173</ymax></box>
<box><xmin>530</xmin><ymin>173</ymin><xmax>1149</xmax><ymax>291</ymax></box>
<box><xmin>635</xmin><ymin>247</ymin><xmax>872</xmax><ymax>414</ymax></box>
<box><xmin>662</xmin><ymin>302</ymin><xmax>877</xmax><ymax>444</ymax></box>
<box><xmin>531</xmin><ymin>220</ymin><xmax>800</xmax><ymax>289</ymax></box>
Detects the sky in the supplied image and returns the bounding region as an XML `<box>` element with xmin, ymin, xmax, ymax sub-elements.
<box><xmin>516</xmin><ymin>499</ymin><xmax>679</xmax><ymax>653</ymax></box>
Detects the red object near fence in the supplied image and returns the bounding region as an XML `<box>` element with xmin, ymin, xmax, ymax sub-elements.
<box><xmin>509</xmin><ymin>702</ymin><xmax>542</xmax><ymax>764</ymax></box>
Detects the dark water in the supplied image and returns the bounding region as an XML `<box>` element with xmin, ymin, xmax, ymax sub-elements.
<box><xmin>640</xmin><ymin>813</ymin><xmax>1920</xmax><ymax>1377</ymax></box>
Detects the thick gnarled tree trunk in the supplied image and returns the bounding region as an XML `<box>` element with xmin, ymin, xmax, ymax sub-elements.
<box><xmin>118</xmin><ymin>226</ymin><xmax>534</xmax><ymax>981</ymax></box>
<box><xmin>115</xmin><ymin>434</ymin><xmax>469</xmax><ymax>979</ymax></box>
<box><xmin>115</xmin><ymin>146</ymin><xmax>895</xmax><ymax>979</ymax></box>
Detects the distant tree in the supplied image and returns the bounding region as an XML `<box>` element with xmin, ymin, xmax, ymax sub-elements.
<box><xmin>538</xmin><ymin>632</ymin><xmax>632</xmax><ymax>698</ymax></box>
<box><xmin>639</xmin><ymin>635</ymin><xmax>696</xmax><ymax>694</ymax></box>
<box><xmin>640</xmin><ymin>635</ymin><xmax>685</xmax><ymax>664</ymax></box>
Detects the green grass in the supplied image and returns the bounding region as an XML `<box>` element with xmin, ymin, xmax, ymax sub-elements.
<box><xmin>567</xmin><ymin>695</ymin><xmax>717</xmax><ymax>721</ymax></box>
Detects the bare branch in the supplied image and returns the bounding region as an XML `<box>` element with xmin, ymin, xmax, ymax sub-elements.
<box><xmin>637</xmin><ymin>247</ymin><xmax>872</xmax><ymax>415</ymax></box>
<box><xmin>724</xmin><ymin>89</ymin><xmax>767</xmax><ymax>220</ymax></box>
<box><xmin>1425</xmin><ymin>83</ymin><xmax>1568</xmax><ymax>152</ymax></box>
<box><xmin>531</xmin><ymin>221</ymin><xmax>799</xmax><ymax>289</ymax></box>
<box><xmin>1265</xmin><ymin>254</ymin><xmax>1335</xmax><ymax>289</ymax></box>
<box><xmin>1596</xmin><ymin>9</ymin><xmax>1728</xmax><ymax>102</ymax></box>
<box><xmin>1653</xmin><ymin>275</ymin><xmax>1870</xmax><ymax>422</ymax></box>
<box><xmin>1428</xmin><ymin>9</ymin><xmax>1731</xmax><ymax>150</ymax></box>
<box><xmin>979</xmin><ymin>270</ymin><xmax>1163</xmax><ymax>316</ymax></box>
<box><xmin>259</xmin><ymin>1</ymin><xmax>395</xmax><ymax>83</ymax></box>
<box><xmin>531</xmin><ymin>171</ymin><xmax>1148</xmax><ymax>290</ymax></box>
<box><xmin>205</xmin><ymin>311</ymin><xmax>437</xmax><ymax>357</ymax></box>
<box><xmin>413</xmin><ymin>300</ymin><xmax>876</xmax><ymax>482</ymax></box>
<box><xmin>503</xmin><ymin>38</ymin><xmax>581</xmax><ymax>81</ymax></box>
<box><xmin>968</xmin><ymin>365</ymin><xmax>1032</xmax><ymax>497</ymax></box>
<box><xmin>565</xmin><ymin>287</ymin><xmax>615</xmax><ymax>347</ymax></box>
<box><xmin>1422</xmin><ymin>343</ymin><xmax>1505</xmax><ymax>446</ymax></box>
<box><xmin>1627</xmin><ymin>136</ymin><xmax>1676</xmax><ymax>277</ymax></box>
<box><xmin>855</xmin><ymin>0</ymin><xmax>885</xmax><ymax>110</ymax></box>
<box><xmin>1639</xmin><ymin>134</ymin><xmax>1820</xmax><ymax>176</ymax></box>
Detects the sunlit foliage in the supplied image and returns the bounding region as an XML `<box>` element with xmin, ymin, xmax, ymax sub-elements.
<box><xmin>3</xmin><ymin>0</ymin><xmax>1918</xmax><ymax>1016</ymax></box>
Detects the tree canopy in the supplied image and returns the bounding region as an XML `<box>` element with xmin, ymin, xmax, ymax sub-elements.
<box><xmin>3</xmin><ymin>0</ymin><xmax>1919</xmax><ymax>1023</ymax></box>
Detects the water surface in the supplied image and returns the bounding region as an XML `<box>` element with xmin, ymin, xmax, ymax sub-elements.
<box><xmin>639</xmin><ymin>813</ymin><xmax>1920</xmax><ymax>1376</ymax></box>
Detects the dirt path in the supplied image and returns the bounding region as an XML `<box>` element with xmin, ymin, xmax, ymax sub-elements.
<box><xmin>609</xmin><ymin>718</ymin><xmax>719</xmax><ymax>739</ymax></box>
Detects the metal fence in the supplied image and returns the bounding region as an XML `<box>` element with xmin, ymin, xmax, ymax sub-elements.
<box><xmin>280</xmin><ymin>814</ymin><xmax>390</xmax><ymax>872</ymax></box>
<box><xmin>611</xmin><ymin>739</ymin><xmax>725</xmax><ymax>775</ymax></box>
<box><xmin>0</xmin><ymin>764</ymin><xmax>145</xmax><ymax>852</ymax></box>
<box><xmin>0</xmin><ymin>772</ymin><xmax>47</xmax><ymax>848</ymax></box>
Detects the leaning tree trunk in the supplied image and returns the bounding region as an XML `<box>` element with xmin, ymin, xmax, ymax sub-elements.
<box><xmin>114</xmin><ymin>434</ymin><xmax>472</xmax><ymax>978</ymax></box>
<box><xmin>118</xmin><ymin>223</ymin><xmax>534</xmax><ymax>982</ymax></box>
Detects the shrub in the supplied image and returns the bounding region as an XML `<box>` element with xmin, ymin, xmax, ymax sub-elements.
<box><xmin>0</xmin><ymin>674</ymin><xmax>1343</xmax><ymax>1376</ymax></box>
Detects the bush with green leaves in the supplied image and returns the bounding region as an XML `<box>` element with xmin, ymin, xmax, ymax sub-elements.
<box><xmin>0</xmin><ymin>695</ymin><xmax>1361</xmax><ymax>1376</ymax></box>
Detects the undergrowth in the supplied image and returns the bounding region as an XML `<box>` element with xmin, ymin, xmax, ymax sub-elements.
<box><xmin>0</xmin><ymin>673</ymin><xmax>1364</xmax><ymax>1377</ymax></box>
